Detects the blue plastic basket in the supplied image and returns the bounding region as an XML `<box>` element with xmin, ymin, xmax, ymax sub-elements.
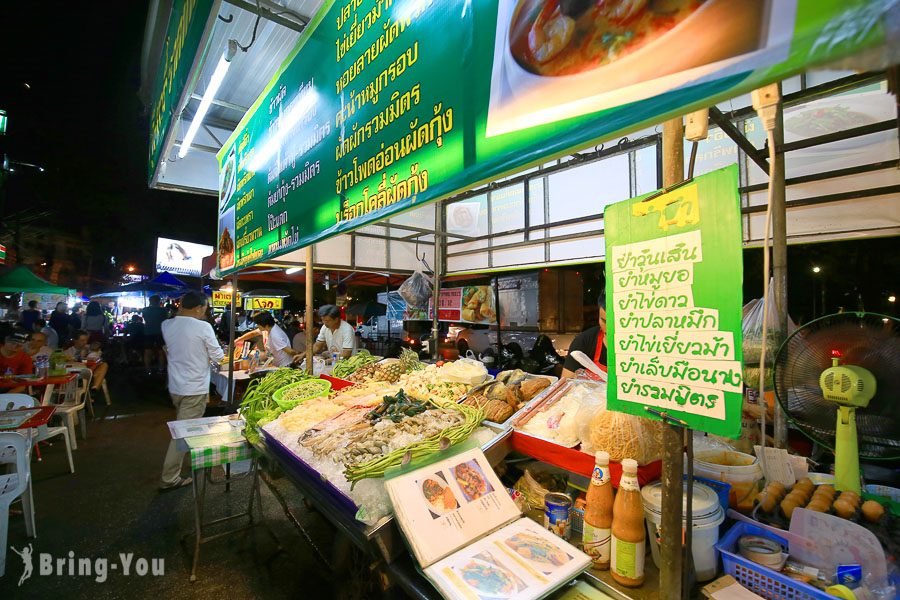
<box><xmin>716</xmin><ymin>521</ymin><xmax>831</xmax><ymax>600</ymax></box>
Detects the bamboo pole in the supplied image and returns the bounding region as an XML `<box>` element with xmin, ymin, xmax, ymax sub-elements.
<box><xmin>305</xmin><ymin>245</ymin><xmax>314</xmax><ymax>374</ymax></box>
<box><xmin>659</xmin><ymin>116</ymin><xmax>685</xmax><ymax>598</ymax></box>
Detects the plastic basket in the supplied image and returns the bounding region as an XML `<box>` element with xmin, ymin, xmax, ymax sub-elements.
<box><xmin>272</xmin><ymin>379</ymin><xmax>331</xmax><ymax>411</ymax></box>
<box><xmin>716</xmin><ymin>521</ymin><xmax>831</xmax><ymax>600</ymax></box>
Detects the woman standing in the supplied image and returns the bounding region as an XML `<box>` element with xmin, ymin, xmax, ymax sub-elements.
<box><xmin>233</xmin><ymin>312</ymin><xmax>300</xmax><ymax>367</ymax></box>
<box><xmin>82</xmin><ymin>300</ymin><xmax>110</xmax><ymax>344</ymax></box>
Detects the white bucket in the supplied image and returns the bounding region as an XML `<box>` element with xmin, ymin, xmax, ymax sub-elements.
<box><xmin>691</xmin><ymin>450</ymin><xmax>763</xmax><ymax>512</ymax></box>
<box><xmin>641</xmin><ymin>481</ymin><xmax>725</xmax><ymax>582</ymax></box>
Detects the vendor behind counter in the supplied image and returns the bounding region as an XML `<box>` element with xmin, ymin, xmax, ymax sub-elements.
<box><xmin>561</xmin><ymin>292</ymin><xmax>606</xmax><ymax>378</ymax></box>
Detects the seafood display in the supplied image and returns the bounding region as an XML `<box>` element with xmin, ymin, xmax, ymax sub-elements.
<box><xmin>462</xmin><ymin>370</ymin><xmax>553</xmax><ymax>423</ymax></box>
<box><xmin>398</xmin><ymin>364</ymin><xmax>477</xmax><ymax>403</ymax></box>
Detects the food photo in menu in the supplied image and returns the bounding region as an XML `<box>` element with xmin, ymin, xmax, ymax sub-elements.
<box><xmin>453</xmin><ymin>550</ymin><xmax>527</xmax><ymax>600</ymax></box>
<box><xmin>418</xmin><ymin>472</ymin><xmax>460</xmax><ymax>519</ymax></box>
<box><xmin>503</xmin><ymin>532</ymin><xmax>572</xmax><ymax>575</ymax></box>
<box><xmin>453</xmin><ymin>459</ymin><xmax>494</xmax><ymax>502</ymax></box>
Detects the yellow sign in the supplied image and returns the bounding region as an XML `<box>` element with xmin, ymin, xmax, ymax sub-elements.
<box><xmin>245</xmin><ymin>297</ymin><xmax>283</xmax><ymax>310</ymax></box>
<box><xmin>212</xmin><ymin>290</ymin><xmax>241</xmax><ymax>307</ymax></box>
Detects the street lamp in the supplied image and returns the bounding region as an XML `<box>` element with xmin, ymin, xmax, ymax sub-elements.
<box><xmin>889</xmin><ymin>295</ymin><xmax>896</xmax><ymax>303</ymax></box>
<box><xmin>127</xmin><ymin>265</ymin><xmax>135</xmax><ymax>273</ymax></box>
<box><xmin>812</xmin><ymin>266</ymin><xmax>821</xmax><ymax>274</ymax></box>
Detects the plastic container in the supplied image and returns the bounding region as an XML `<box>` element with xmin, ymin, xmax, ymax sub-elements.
<box><xmin>642</xmin><ymin>480</ymin><xmax>724</xmax><ymax>582</ymax></box>
<box><xmin>685</xmin><ymin>474</ymin><xmax>731</xmax><ymax>512</ymax></box>
<box><xmin>717</xmin><ymin>521</ymin><xmax>830</xmax><ymax>600</ymax></box>
<box><xmin>692</xmin><ymin>450</ymin><xmax>763</xmax><ymax>512</ymax></box>
<box><xmin>271</xmin><ymin>379</ymin><xmax>331</xmax><ymax>410</ymax></box>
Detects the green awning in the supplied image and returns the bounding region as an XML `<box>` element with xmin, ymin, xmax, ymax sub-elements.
<box><xmin>0</xmin><ymin>265</ymin><xmax>73</xmax><ymax>295</ymax></box>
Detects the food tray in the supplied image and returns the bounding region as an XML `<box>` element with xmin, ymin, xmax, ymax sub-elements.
<box><xmin>510</xmin><ymin>379</ymin><xmax>604</xmax><ymax>448</ymax></box>
<box><xmin>717</xmin><ymin>521</ymin><xmax>831</xmax><ymax>600</ymax></box>
<box><xmin>470</xmin><ymin>373</ymin><xmax>558</xmax><ymax>430</ymax></box>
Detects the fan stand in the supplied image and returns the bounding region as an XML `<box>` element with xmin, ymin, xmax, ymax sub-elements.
<box><xmin>834</xmin><ymin>405</ymin><xmax>861</xmax><ymax>494</ymax></box>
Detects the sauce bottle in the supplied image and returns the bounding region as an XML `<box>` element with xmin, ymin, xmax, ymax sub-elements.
<box><xmin>583</xmin><ymin>451</ymin><xmax>614</xmax><ymax>569</ymax></box>
<box><xmin>610</xmin><ymin>458</ymin><xmax>645</xmax><ymax>587</ymax></box>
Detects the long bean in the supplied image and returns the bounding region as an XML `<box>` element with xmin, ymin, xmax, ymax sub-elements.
<box><xmin>240</xmin><ymin>368</ymin><xmax>313</xmax><ymax>443</ymax></box>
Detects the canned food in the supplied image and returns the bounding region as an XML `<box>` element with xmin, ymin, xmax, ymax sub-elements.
<box><xmin>543</xmin><ymin>492</ymin><xmax>572</xmax><ymax>540</ymax></box>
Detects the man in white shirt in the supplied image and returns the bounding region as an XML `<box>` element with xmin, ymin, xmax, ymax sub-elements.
<box><xmin>313</xmin><ymin>305</ymin><xmax>357</xmax><ymax>359</ymax></box>
<box><xmin>158</xmin><ymin>291</ymin><xmax>224</xmax><ymax>490</ymax></box>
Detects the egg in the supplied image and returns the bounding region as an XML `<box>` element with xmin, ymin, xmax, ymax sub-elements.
<box><xmin>832</xmin><ymin>499</ymin><xmax>855</xmax><ymax>519</ymax></box>
<box><xmin>806</xmin><ymin>499</ymin><xmax>830</xmax><ymax>512</ymax></box>
<box><xmin>781</xmin><ymin>498</ymin><xmax>801</xmax><ymax>519</ymax></box>
<box><xmin>861</xmin><ymin>500</ymin><xmax>885</xmax><ymax>523</ymax></box>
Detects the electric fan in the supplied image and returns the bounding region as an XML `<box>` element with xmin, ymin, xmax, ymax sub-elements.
<box><xmin>773</xmin><ymin>312</ymin><xmax>900</xmax><ymax>493</ymax></box>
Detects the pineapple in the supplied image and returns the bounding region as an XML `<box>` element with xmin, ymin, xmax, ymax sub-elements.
<box><xmin>374</xmin><ymin>359</ymin><xmax>403</xmax><ymax>383</ymax></box>
<box><xmin>399</xmin><ymin>347</ymin><xmax>424</xmax><ymax>373</ymax></box>
<box><xmin>348</xmin><ymin>363</ymin><xmax>377</xmax><ymax>382</ymax></box>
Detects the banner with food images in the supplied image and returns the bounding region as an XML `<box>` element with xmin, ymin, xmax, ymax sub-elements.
<box><xmin>216</xmin><ymin>0</ymin><xmax>892</xmax><ymax>274</ymax></box>
<box><xmin>604</xmin><ymin>165</ymin><xmax>744</xmax><ymax>438</ymax></box>
<box><xmin>435</xmin><ymin>286</ymin><xmax>498</xmax><ymax>324</ymax></box>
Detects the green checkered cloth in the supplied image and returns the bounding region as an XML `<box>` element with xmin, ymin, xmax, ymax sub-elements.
<box><xmin>189</xmin><ymin>439</ymin><xmax>254</xmax><ymax>471</ymax></box>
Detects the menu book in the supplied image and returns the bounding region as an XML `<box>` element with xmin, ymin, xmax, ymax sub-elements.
<box><xmin>386</xmin><ymin>447</ymin><xmax>590</xmax><ymax>600</ymax></box>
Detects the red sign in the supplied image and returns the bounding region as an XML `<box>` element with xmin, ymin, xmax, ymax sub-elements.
<box><xmin>437</xmin><ymin>288</ymin><xmax>462</xmax><ymax>321</ymax></box>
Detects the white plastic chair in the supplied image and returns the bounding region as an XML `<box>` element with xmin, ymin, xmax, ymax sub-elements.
<box><xmin>0</xmin><ymin>432</ymin><xmax>36</xmax><ymax>578</ymax></box>
<box><xmin>51</xmin><ymin>372</ymin><xmax>89</xmax><ymax>450</ymax></box>
<box><xmin>0</xmin><ymin>394</ymin><xmax>36</xmax><ymax>462</ymax></box>
<box><xmin>1</xmin><ymin>393</ymin><xmax>74</xmax><ymax>474</ymax></box>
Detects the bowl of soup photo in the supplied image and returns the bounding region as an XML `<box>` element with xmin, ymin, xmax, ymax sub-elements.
<box><xmin>504</xmin><ymin>0</ymin><xmax>769</xmax><ymax>93</ymax></box>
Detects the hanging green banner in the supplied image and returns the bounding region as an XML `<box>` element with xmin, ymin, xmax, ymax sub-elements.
<box><xmin>215</xmin><ymin>0</ymin><xmax>893</xmax><ymax>275</ymax></box>
<box><xmin>604</xmin><ymin>165</ymin><xmax>744</xmax><ymax>438</ymax></box>
<box><xmin>148</xmin><ymin>0</ymin><xmax>215</xmax><ymax>183</ymax></box>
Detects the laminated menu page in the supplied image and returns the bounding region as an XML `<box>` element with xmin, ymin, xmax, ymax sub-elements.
<box><xmin>424</xmin><ymin>517</ymin><xmax>591</xmax><ymax>600</ymax></box>
<box><xmin>385</xmin><ymin>447</ymin><xmax>521</xmax><ymax>568</ymax></box>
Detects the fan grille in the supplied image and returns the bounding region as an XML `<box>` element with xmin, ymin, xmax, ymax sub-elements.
<box><xmin>773</xmin><ymin>312</ymin><xmax>900</xmax><ymax>459</ymax></box>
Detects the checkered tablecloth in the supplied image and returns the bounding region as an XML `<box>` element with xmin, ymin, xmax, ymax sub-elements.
<box><xmin>189</xmin><ymin>440</ymin><xmax>254</xmax><ymax>471</ymax></box>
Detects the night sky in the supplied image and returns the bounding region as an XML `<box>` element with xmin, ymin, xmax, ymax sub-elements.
<box><xmin>0</xmin><ymin>1</ymin><xmax>214</xmax><ymax>282</ymax></box>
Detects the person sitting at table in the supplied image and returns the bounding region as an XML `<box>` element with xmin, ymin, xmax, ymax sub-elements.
<box><xmin>34</xmin><ymin>318</ymin><xmax>59</xmax><ymax>350</ymax></box>
<box><xmin>0</xmin><ymin>333</ymin><xmax>34</xmax><ymax>393</ymax></box>
<box><xmin>64</xmin><ymin>330</ymin><xmax>109</xmax><ymax>399</ymax></box>
<box><xmin>81</xmin><ymin>301</ymin><xmax>109</xmax><ymax>344</ymax></box>
<box><xmin>24</xmin><ymin>331</ymin><xmax>53</xmax><ymax>364</ymax></box>
<box><xmin>233</xmin><ymin>312</ymin><xmax>300</xmax><ymax>367</ymax></box>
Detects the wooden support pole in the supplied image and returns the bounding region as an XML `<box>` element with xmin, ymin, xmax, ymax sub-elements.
<box><xmin>659</xmin><ymin>116</ymin><xmax>685</xmax><ymax>599</ymax></box>
<box><xmin>305</xmin><ymin>245</ymin><xmax>314</xmax><ymax>375</ymax></box>
<box><xmin>227</xmin><ymin>273</ymin><xmax>238</xmax><ymax>405</ymax></box>
<box><xmin>771</xmin><ymin>84</ymin><xmax>789</xmax><ymax>449</ymax></box>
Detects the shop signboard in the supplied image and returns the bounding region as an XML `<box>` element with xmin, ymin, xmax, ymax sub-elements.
<box><xmin>430</xmin><ymin>285</ymin><xmax>497</xmax><ymax>324</ymax></box>
<box><xmin>155</xmin><ymin>237</ymin><xmax>214</xmax><ymax>278</ymax></box>
<box><xmin>244</xmin><ymin>296</ymin><xmax>284</xmax><ymax>310</ymax></box>
<box><xmin>148</xmin><ymin>0</ymin><xmax>215</xmax><ymax>183</ymax></box>
<box><xmin>212</xmin><ymin>290</ymin><xmax>241</xmax><ymax>307</ymax></box>
<box><xmin>604</xmin><ymin>166</ymin><xmax>743</xmax><ymax>438</ymax></box>
<box><xmin>215</xmin><ymin>0</ymin><xmax>890</xmax><ymax>275</ymax></box>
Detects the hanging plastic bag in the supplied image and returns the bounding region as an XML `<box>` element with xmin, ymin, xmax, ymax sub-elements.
<box><xmin>398</xmin><ymin>270</ymin><xmax>432</xmax><ymax>308</ymax></box>
<box><xmin>741</xmin><ymin>281</ymin><xmax>797</xmax><ymax>389</ymax></box>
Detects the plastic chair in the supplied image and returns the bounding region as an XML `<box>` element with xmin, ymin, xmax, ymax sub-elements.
<box><xmin>52</xmin><ymin>372</ymin><xmax>89</xmax><ymax>450</ymax></box>
<box><xmin>0</xmin><ymin>392</ymin><xmax>73</xmax><ymax>474</ymax></box>
<box><xmin>0</xmin><ymin>394</ymin><xmax>36</xmax><ymax>462</ymax></box>
<box><xmin>0</xmin><ymin>432</ymin><xmax>36</xmax><ymax>578</ymax></box>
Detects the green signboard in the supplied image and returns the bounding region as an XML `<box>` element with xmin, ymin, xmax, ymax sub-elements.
<box><xmin>215</xmin><ymin>0</ymin><xmax>892</xmax><ymax>275</ymax></box>
<box><xmin>148</xmin><ymin>0</ymin><xmax>214</xmax><ymax>183</ymax></box>
<box><xmin>604</xmin><ymin>166</ymin><xmax>744</xmax><ymax>438</ymax></box>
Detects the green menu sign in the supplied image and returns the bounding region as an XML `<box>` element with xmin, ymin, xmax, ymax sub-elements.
<box><xmin>148</xmin><ymin>0</ymin><xmax>214</xmax><ymax>183</ymax></box>
<box><xmin>215</xmin><ymin>0</ymin><xmax>893</xmax><ymax>274</ymax></box>
<box><xmin>604</xmin><ymin>166</ymin><xmax>744</xmax><ymax>438</ymax></box>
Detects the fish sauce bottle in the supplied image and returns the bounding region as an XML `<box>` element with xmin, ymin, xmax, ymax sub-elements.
<box><xmin>583</xmin><ymin>451</ymin><xmax>614</xmax><ymax>569</ymax></box>
<box><xmin>610</xmin><ymin>458</ymin><xmax>645</xmax><ymax>587</ymax></box>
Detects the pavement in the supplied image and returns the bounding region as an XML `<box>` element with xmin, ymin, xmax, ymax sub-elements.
<box><xmin>0</xmin><ymin>368</ymin><xmax>393</xmax><ymax>599</ymax></box>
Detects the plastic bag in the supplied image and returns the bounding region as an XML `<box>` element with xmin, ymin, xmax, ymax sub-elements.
<box><xmin>741</xmin><ymin>282</ymin><xmax>797</xmax><ymax>388</ymax></box>
<box><xmin>575</xmin><ymin>385</ymin><xmax>607</xmax><ymax>454</ymax></box>
<box><xmin>398</xmin><ymin>270</ymin><xmax>432</xmax><ymax>308</ymax></box>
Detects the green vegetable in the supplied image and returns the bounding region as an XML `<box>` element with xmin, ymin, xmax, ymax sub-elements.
<box><xmin>332</xmin><ymin>350</ymin><xmax>380</xmax><ymax>378</ymax></box>
<box><xmin>239</xmin><ymin>368</ymin><xmax>314</xmax><ymax>444</ymax></box>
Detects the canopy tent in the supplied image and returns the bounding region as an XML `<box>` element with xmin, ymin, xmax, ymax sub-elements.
<box><xmin>0</xmin><ymin>265</ymin><xmax>73</xmax><ymax>295</ymax></box>
<box><xmin>92</xmin><ymin>272</ymin><xmax>193</xmax><ymax>298</ymax></box>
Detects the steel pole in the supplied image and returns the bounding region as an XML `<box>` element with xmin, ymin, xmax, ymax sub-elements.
<box><xmin>659</xmin><ymin>116</ymin><xmax>685</xmax><ymax>599</ymax></box>
<box><xmin>431</xmin><ymin>201</ymin><xmax>443</xmax><ymax>361</ymax></box>
<box><xmin>227</xmin><ymin>273</ymin><xmax>237</xmax><ymax>405</ymax></box>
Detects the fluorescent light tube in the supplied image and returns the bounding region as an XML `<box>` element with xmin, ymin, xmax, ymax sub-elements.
<box><xmin>178</xmin><ymin>48</ymin><xmax>233</xmax><ymax>158</ymax></box>
<box><xmin>285</xmin><ymin>267</ymin><xmax>302</xmax><ymax>275</ymax></box>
